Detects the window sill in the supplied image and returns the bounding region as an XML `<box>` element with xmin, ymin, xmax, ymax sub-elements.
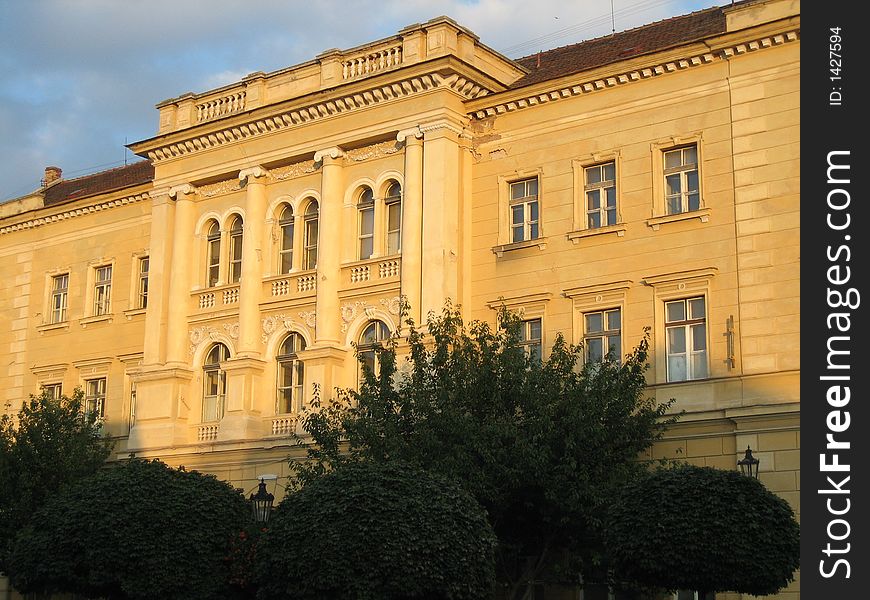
<box><xmin>124</xmin><ymin>308</ymin><xmax>146</xmax><ymax>320</ymax></box>
<box><xmin>491</xmin><ymin>237</ymin><xmax>548</xmax><ymax>257</ymax></box>
<box><xmin>36</xmin><ymin>322</ymin><xmax>70</xmax><ymax>334</ymax></box>
<box><xmin>646</xmin><ymin>208</ymin><xmax>711</xmax><ymax>230</ymax></box>
<box><xmin>567</xmin><ymin>223</ymin><xmax>627</xmax><ymax>244</ymax></box>
<box><xmin>79</xmin><ymin>314</ymin><xmax>113</xmax><ymax>328</ymax></box>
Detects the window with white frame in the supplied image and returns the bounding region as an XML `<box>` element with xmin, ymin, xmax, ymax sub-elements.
<box><xmin>50</xmin><ymin>273</ymin><xmax>69</xmax><ymax>323</ymax></box>
<box><xmin>664</xmin><ymin>145</ymin><xmax>700</xmax><ymax>215</ymax></box>
<box><xmin>93</xmin><ymin>265</ymin><xmax>112</xmax><ymax>316</ymax></box>
<box><xmin>202</xmin><ymin>343</ymin><xmax>229</xmax><ymax>422</ymax></box>
<box><xmin>584</xmin><ymin>308</ymin><xmax>621</xmax><ymax>363</ymax></box>
<box><xmin>129</xmin><ymin>380</ymin><xmax>137</xmax><ymax>431</ymax></box>
<box><xmin>303</xmin><ymin>200</ymin><xmax>319</xmax><ymax>270</ymax></box>
<box><xmin>510</xmin><ymin>177</ymin><xmax>539</xmax><ymax>243</ymax></box>
<box><xmin>42</xmin><ymin>382</ymin><xmax>62</xmax><ymax>400</ymax></box>
<box><xmin>520</xmin><ymin>318</ymin><xmax>543</xmax><ymax>362</ymax></box>
<box><xmin>137</xmin><ymin>257</ymin><xmax>149</xmax><ymax>309</ymax></box>
<box><xmin>357</xmin><ymin>187</ymin><xmax>375</xmax><ymax>260</ymax></box>
<box><xmin>358</xmin><ymin>320</ymin><xmax>391</xmax><ymax>383</ymax></box>
<box><xmin>206</xmin><ymin>220</ymin><xmax>221</xmax><ymax>287</ymax></box>
<box><xmin>85</xmin><ymin>377</ymin><xmax>106</xmax><ymax>418</ymax></box>
<box><xmin>278</xmin><ymin>205</ymin><xmax>294</xmax><ymax>273</ymax></box>
<box><xmin>385</xmin><ymin>181</ymin><xmax>402</xmax><ymax>255</ymax></box>
<box><xmin>277</xmin><ymin>333</ymin><xmax>306</xmax><ymax>414</ymax></box>
<box><xmin>665</xmin><ymin>297</ymin><xmax>707</xmax><ymax>382</ymax></box>
<box><xmin>585</xmin><ymin>162</ymin><xmax>617</xmax><ymax>228</ymax></box>
<box><xmin>228</xmin><ymin>216</ymin><xmax>243</xmax><ymax>284</ymax></box>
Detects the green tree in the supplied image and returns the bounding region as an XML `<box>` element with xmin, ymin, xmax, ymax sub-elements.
<box><xmin>0</xmin><ymin>387</ymin><xmax>113</xmax><ymax>570</ymax></box>
<box><xmin>606</xmin><ymin>464</ymin><xmax>800</xmax><ymax>597</ymax></box>
<box><xmin>8</xmin><ymin>458</ymin><xmax>250</xmax><ymax>600</ymax></box>
<box><xmin>256</xmin><ymin>460</ymin><xmax>497</xmax><ymax>600</ymax></box>
<box><xmin>293</xmin><ymin>304</ymin><xmax>677</xmax><ymax>598</ymax></box>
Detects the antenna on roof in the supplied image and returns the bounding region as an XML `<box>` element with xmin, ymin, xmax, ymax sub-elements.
<box><xmin>611</xmin><ymin>0</ymin><xmax>616</xmax><ymax>33</ymax></box>
<box><xmin>124</xmin><ymin>137</ymin><xmax>128</xmax><ymax>166</ymax></box>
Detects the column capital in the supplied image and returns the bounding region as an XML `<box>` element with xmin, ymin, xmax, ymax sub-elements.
<box><xmin>313</xmin><ymin>146</ymin><xmax>345</xmax><ymax>163</ymax></box>
<box><xmin>168</xmin><ymin>183</ymin><xmax>197</xmax><ymax>199</ymax></box>
<box><xmin>148</xmin><ymin>187</ymin><xmax>173</xmax><ymax>204</ymax></box>
<box><xmin>396</xmin><ymin>126</ymin><xmax>423</xmax><ymax>143</ymax></box>
<box><xmin>418</xmin><ymin>118</ymin><xmax>465</xmax><ymax>138</ymax></box>
<box><xmin>239</xmin><ymin>166</ymin><xmax>270</xmax><ymax>185</ymax></box>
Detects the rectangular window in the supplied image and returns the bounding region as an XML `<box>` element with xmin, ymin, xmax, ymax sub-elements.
<box><xmin>664</xmin><ymin>145</ymin><xmax>700</xmax><ymax>215</ymax></box>
<box><xmin>129</xmin><ymin>381</ymin><xmax>137</xmax><ymax>431</ymax></box>
<box><xmin>358</xmin><ymin>204</ymin><xmax>374</xmax><ymax>260</ymax></box>
<box><xmin>510</xmin><ymin>178</ymin><xmax>539</xmax><ymax>243</ymax></box>
<box><xmin>137</xmin><ymin>257</ymin><xmax>149</xmax><ymax>309</ymax></box>
<box><xmin>93</xmin><ymin>266</ymin><xmax>112</xmax><ymax>316</ymax></box>
<box><xmin>386</xmin><ymin>199</ymin><xmax>402</xmax><ymax>255</ymax></box>
<box><xmin>585</xmin><ymin>162</ymin><xmax>617</xmax><ymax>228</ymax></box>
<box><xmin>207</xmin><ymin>234</ymin><xmax>221</xmax><ymax>287</ymax></box>
<box><xmin>584</xmin><ymin>308</ymin><xmax>621</xmax><ymax>363</ymax></box>
<box><xmin>520</xmin><ymin>318</ymin><xmax>542</xmax><ymax>362</ymax></box>
<box><xmin>85</xmin><ymin>377</ymin><xmax>107</xmax><ymax>418</ymax></box>
<box><xmin>42</xmin><ymin>382</ymin><xmax>62</xmax><ymax>400</ymax></box>
<box><xmin>50</xmin><ymin>274</ymin><xmax>69</xmax><ymax>323</ymax></box>
<box><xmin>665</xmin><ymin>297</ymin><xmax>707</xmax><ymax>382</ymax></box>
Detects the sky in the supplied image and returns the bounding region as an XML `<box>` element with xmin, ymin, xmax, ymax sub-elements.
<box><xmin>0</xmin><ymin>0</ymin><xmax>714</xmax><ymax>202</ymax></box>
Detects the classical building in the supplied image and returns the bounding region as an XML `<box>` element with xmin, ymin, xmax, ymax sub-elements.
<box><xmin>0</xmin><ymin>0</ymin><xmax>799</xmax><ymax>597</ymax></box>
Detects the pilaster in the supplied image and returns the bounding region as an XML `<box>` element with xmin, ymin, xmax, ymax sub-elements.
<box><xmin>219</xmin><ymin>356</ymin><xmax>267</xmax><ymax>441</ymax></box>
<box><xmin>397</xmin><ymin>127</ymin><xmax>424</xmax><ymax>328</ymax></box>
<box><xmin>312</xmin><ymin>147</ymin><xmax>345</xmax><ymax>345</ymax></box>
<box><xmin>143</xmin><ymin>188</ymin><xmax>175</xmax><ymax>365</ymax></box>
<box><xmin>165</xmin><ymin>184</ymin><xmax>197</xmax><ymax>365</ymax></box>
<box><xmin>237</xmin><ymin>167</ymin><xmax>269</xmax><ymax>357</ymax></box>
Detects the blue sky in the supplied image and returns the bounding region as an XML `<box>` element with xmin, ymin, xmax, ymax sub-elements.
<box><xmin>0</xmin><ymin>0</ymin><xmax>713</xmax><ymax>202</ymax></box>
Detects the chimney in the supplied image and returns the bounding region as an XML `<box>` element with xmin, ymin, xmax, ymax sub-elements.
<box><xmin>43</xmin><ymin>166</ymin><xmax>62</xmax><ymax>187</ymax></box>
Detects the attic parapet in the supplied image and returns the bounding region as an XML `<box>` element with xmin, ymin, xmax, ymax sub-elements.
<box><xmin>155</xmin><ymin>16</ymin><xmax>525</xmax><ymax>135</ymax></box>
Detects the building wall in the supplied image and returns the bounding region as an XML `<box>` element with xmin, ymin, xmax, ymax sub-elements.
<box><xmin>0</xmin><ymin>2</ymin><xmax>800</xmax><ymax>598</ymax></box>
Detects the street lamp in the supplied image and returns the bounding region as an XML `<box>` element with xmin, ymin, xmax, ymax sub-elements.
<box><xmin>250</xmin><ymin>478</ymin><xmax>274</xmax><ymax>524</ymax></box>
<box><xmin>737</xmin><ymin>445</ymin><xmax>760</xmax><ymax>479</ymax></box>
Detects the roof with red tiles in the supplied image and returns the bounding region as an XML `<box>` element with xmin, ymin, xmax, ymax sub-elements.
<box><xmin>43</xmin><ymin>160</ymin><xmax>154</xmax><ymax>206</ymax></box>
<box><xmin>510</xmin><ymin>5</ymin><xmax>728</xmax><ymax>89</ymax></box>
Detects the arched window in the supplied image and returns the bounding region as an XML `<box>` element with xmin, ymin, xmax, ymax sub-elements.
<box><xmin>384</xmin><ymin>181</ymin><xmax>402</xmax><ymax>255</ymax></box>
<box><xmin>277</xmin><ymin>333</ymin><xmax>306</xmax><ymax>414</ymax></box>
<box><xmin>202</xmin><ymin>343</ymin><xmax>229</xmax><ymax>422</ymax></box>
<box><xmin>303</xmin><ymin>200</ymin><xmax>319</xmax><ymax>270</ymax></box>
<box><xmin>358</xmin><ymin>320</ymin><xmax>391</xmax><ymax>382</ymax></box>
<box><xmin>206</xmin><ymin>220</ymin><xmax>221</xmax><ymax>287</ymax></box>
<box><xmin>228</xmin><ymin>215</ymin><xmax>243</xmax><ymax>284</ymax></box>
<box><xmin>357</xmin><ymin>187</ymin><xmax>375</xmax><ymax>260</ymax></box>
<box><xmin>278</xmin><ymin>205</ymin><xmax>294</xmax><ymax>273</ymax></box>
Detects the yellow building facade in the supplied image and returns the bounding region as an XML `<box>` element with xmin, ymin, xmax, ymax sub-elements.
<box><xmin>0</xmin><ymin>0</ymin><xmax>799</xmax><ymax>597</ymax></box>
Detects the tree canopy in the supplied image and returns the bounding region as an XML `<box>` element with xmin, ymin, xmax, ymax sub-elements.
<box><xmin>0</xmin><ymin>387</ymin><xmax>113</xmax><ymax>570</ymax></box>
<box><xmin>256</xmin><ymin>460</ymin><xmax>497</xmax><ymax>600</ymax></box>
<box><xmin>293</xmin><ymin>304</ymin><xmax>677</xmax><ymax>597</ymax></box>
<box><xmin>606</xmin><ymin>464</ymin><xmax>800</xmax><ymax>596</ymax></box>
<box><xmin>8</xmin><ymin>458</ymin><xmax>250</xmax><ymax>600</ymax></box>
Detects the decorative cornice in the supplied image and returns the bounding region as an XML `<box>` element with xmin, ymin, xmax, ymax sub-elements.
<box><xmin>271</xmin><ymin>160</ymin><xmax>317</xmax><ymax>181</ymax></box>
<box><xmin>199</xmin><ymin>178</ymin><xmax>242</xmax><ymax>198</ymax></box>
<box><xmin>143</xmin><ymin>71</ymin><xmax>488</xmax><ymax>164</ymax></box>
<box><xmin>345</xmin><ymin>140</ymin><xmax>401</xmax><ymax>162</ymax></box>
<box><xmin>0</xmin><ymin>193</ymin><xmax>149</xmax><ymax>236</ymax></box>
<box><xmin>469</xmin><ymin>29</ymin><xmax>799</xmax><ymax>120</ymax></box>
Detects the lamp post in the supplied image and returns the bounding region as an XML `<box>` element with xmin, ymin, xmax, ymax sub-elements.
<box><xmin>250</xmin><ymin>478</ymin><xmax>274</xmax><ymax>524</ymax></box>
<box><xmin>737</xmin><ymin>445</ymin><xmax>760</xmax><ymax>479</ymax></box>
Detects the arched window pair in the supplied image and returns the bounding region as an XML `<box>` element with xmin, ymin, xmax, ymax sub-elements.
<box><xmin>356</xmin><ymin>182</ymin><xmax>402</xmax><ymax>261</ymax></box>
<box><xmin>202</xmin><ymin>334</ymin><xmax>307</xmax><ymax>421</ymax></box>
<box><xmin>277</xmin><ymin>200</ymin><xmax>319</xmax><ymax>274</ymax></box>
<box><xmin>205</xmin><ymin>216</ymin><xmax>244</xmax><ymax>287</ymax></box>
